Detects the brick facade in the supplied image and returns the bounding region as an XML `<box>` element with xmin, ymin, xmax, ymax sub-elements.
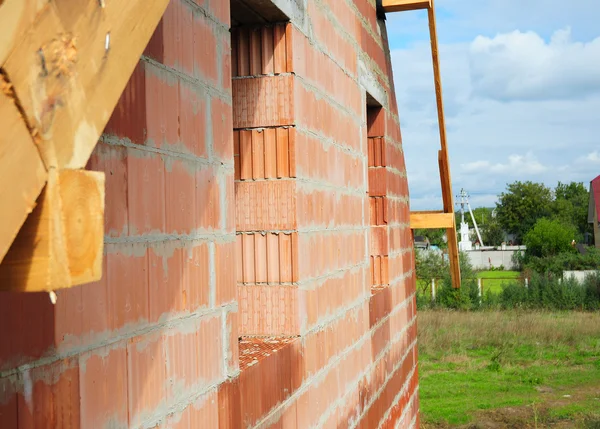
<box><xmin>0</xmin><ymin>0</ymin><xmax>419</xmax><ymax>427</ymax></box>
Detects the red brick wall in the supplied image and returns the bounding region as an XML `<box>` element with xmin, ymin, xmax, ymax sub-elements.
<box><xmin>0</xmin><ymin>0</ymin><xmax>419</xmax><ymax>427</ymax></box>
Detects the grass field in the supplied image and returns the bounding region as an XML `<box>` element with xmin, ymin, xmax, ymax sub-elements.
<box><xmin>418</xmin><ymin>310</ymin><xmax>600</xmax><ymax>428</ymax></box>
<box><xmin>477</xmin><ymin>270</ymin><xmax>521</xmax><ymax>294</ymax></box>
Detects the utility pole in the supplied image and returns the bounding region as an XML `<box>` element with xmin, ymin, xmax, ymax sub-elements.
<box><xmin>456</xmin><ymin>189</ymin><xmax>484</xmax><ymax>248</ymax></box>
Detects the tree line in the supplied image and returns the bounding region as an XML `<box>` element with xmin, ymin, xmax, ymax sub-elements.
<box><xmin>415</xmin><ymin>180</ymin><xmax>593</xmax><ymax>250</ymax></box>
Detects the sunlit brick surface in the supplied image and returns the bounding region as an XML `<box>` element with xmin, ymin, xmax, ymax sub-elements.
<box><xmin>0</xmin><ymin>0</ymin><xmax>419</xmax><ymax>427</ymax></box>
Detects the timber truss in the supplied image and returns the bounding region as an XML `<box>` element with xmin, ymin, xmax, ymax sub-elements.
<box><xmin>382</xmin><ymin>0</ymin><xmax>461</xmax><ymax>288</ymax></box>
<box><xmin>0</xmin><ymin>0</ymin><xmax>460</xmax><ymax>291</ymax></box>
<box><xmin>0</xmin><ymin>0</ymin><xmax>169</xmax><ymax>291</ymax></box>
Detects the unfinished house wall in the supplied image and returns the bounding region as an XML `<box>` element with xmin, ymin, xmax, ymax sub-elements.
<box><xmin>0</xmin><ymin>0</ymin><xmax>418</xmax><ymax>428</ymax></box>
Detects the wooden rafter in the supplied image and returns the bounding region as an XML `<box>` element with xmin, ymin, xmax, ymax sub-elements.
<box><xmin>386</xmin><ymin>0</ymin><xmax>461</xmax><ymax>288</ymax></box>
<box><xmin>381</xmin><ymin>0</ymin><xmax>431</xmax><ymax>13</ymax></box>
<box><xmin>0</xmin><ymin>0</ymin><xmax>168</xmax><ymax>290</ymax></box>
<box><xmin>0</xmin><ymin>83</ymin><xmax>47</xmax><ymax>264</ymax></box>
<box><xmin>410</xmin><ymin>212</ymin><xmax>454</xmax><ymax>229</ymax></box>
<box><xmin>2</xmin><ymin>0</ymin><xmax>169</xmax><ymax>170</ymax></box>
<box><xmin>0</xmin><ymin>170</ymin><xmax>105</xmax><ymax>292</ymax></box>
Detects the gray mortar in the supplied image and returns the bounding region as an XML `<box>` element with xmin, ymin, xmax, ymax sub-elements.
<box><xmin>253</xmin><ymin>294</ymin><xmax>417</xmax><ymax>428</ymax></box>
<box><xmin>392</xmin><ymin>386</ymin><xmax>420</xmax><ymax>429</ymax></box>
<box><xmin>0</xmin><ymin>303</ymin><xmax>236</xmax><ymax>378</ymax></box>
<box><xmin>142</xmin><ymin>56</ymin><xmax>231</xmax><ymax>104</ymax></box>
<box><xmin>101</xmin><ymin>134</ymin><xmax>233</xmax><ymax>171</ymax></box>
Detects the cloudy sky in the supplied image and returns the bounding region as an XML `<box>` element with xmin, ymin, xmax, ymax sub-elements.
<box><xmin>387</xmin><ymin>0</ymin><xmax>600</xmax><ymax>210</ymax></box>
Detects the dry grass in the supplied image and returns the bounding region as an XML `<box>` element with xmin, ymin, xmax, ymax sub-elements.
<box><xmin>418</xmin><ymin>310</ymin><xmax>600</xmax><ymax>357</ymax></box>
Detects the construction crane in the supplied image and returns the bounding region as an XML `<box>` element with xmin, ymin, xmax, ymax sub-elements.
<box><xmin>457</xmin><ymin>189</ymin><xmax>484</xmax><ymax>247</ymax></box>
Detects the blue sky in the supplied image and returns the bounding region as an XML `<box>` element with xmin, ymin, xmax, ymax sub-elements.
<box><xmin>388</xmin><ymin>0</ymin><xmax>600</xmax><ymax>210</ymax></box>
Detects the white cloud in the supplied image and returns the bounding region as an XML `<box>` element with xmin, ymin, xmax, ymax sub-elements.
<box><xmin>461</xmin><ymin>153</ymin><xmax>547</xmax><ymax>174</ymax></box>
<box><xmin>586</xmin><ymin>151</ymin><xmax>600</xmax><ymax>162</ymax></box>
<box><xmin>469</xmin><ymin>28</ymin><xmax>600</xmax><ymax>101</ymax></box>
<box><xmin>391</xmin><ymin>27</ymin><xmax>600</xmax><ymax>210</ymax></box>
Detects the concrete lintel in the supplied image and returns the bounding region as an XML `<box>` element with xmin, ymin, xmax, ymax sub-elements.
<box><xmin>359</xmin><ymin>58</ymin><xmax>388</xmax><ymax>108</ymax></box>
<box><xmin>231</xmin><ymin>0</ymin><xmax>306</xmax><ymax>26</ymax></box>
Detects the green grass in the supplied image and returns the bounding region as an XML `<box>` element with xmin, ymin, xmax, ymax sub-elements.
<box><xmin>477</xmin><ymin>270</ymin><xmax>521</xmax><ymax>294</ymax></box>
<box><xmin>419</xmin><ymin>310</ymin><xmax>600</xmax><ymax>428</ymax></box>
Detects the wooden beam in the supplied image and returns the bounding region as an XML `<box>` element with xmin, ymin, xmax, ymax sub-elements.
<box><xmin>0</xmin><ymin>169</ymin><xmax>105</xmax><ymax>292</ymax></box>
<box><xmin>445</xmin><ymin>222</ymin><xmax>461</xmax><ymax>288</ymax></box>
<box><xmin>381</xmin><ymin>0</ymin><xmax>431</xmax><ymax>13</ymax></box>
<box><xmin>59</xmin><ymin>169</ymin><xmax>105</xmax><ymax>285</ymax></box>
<box><xmin>438</xmin><ymin>152</ymin><xmax>461</xmax><ymax>288</ymax></box>
<box><xmin>0</xmin><ymin>0</ymin><xmax>45</xmax><ymax>66</ymax></box>
<box><xmin>429</xmin><ymin>0</ymin><xmax>455</xmax><ymax>211</ymax></box>
<box><xmin>0</xmin><ymin>0</ymin><xmax>166</xmax><ymax>276</ymax></box>
<box><xmin>382</xmin><ymin>0</ymin><xmax>461</xmax><ymax>287</ymax></box>
<box><xmin>429</xmin><ymin>0</ymin><xmax>460</xmax><ymax>289</ymax></box>
<box><xmin>2</xmin><ymin>0</ymin><xmax>169</xmax><ymax>170</ymax></box>
<box><xmin>410</xmin><ymin>212</ymin><xmax>454</xmax><ymax>229</ymax></box>
<box><xmin>0</xmin><ymin>82</ymin><xmax>47</xmax><ymax>264</ymax></box>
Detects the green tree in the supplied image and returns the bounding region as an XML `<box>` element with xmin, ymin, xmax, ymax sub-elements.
<box><xmin>552</xmin><ymin>181</ymin><xmax>590</xmax><ymax>238</ymax></box>
<box><xmin>413</xmin><ymin>228</ymin><xmax>447</xmax><ymax>249</ymax></box>
<box><xmin>481</xmin><ymin>219</ymin><xmax>505</xmax><ymax>246</ymax></box>
<box><xmin>523</xmin><ymin>218</ymin><xmax>577</xmax><ymax>258</ymax></box>
<box><xmin>415</xmin><ymin>250</ymin><xmax>445</xmax><ymax>279</ymax></box>
<box><xmin>496</xmin><ymin>181</ymin><xmax>553</xmax><ymax>243</ymax></box>
<box><xmin>454</xmin><ymin>207</ymin><xmax>493</xmax><ymax>229</ymax></box>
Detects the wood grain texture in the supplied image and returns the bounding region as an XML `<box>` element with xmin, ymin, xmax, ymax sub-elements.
<box><xmin>0</xmin><ymin>169</ymin><xmax>105</xmax><ymax>291</ymax></box>
<box><xmin>439</xmin><ymin>150</ymin><xmax>461</xmax><ymax>289</ymax></box>
<box><xmin>0</xmin><ymin>169</ymin><xmax>69</xmax><ymax>291</ymax></box>
<box><xmin>2</xmin><ymin>0</ymin><xmax>169</xmax><ymax>169</ymax></box>
<box><xmin>59</xmin><ymin>169</ymin><xmax>104</xmax><ymax>285</ymax></box>
<box><xmin>0</xmin><ymin>86</ymin><xmax>47</xmax><ymax>264</ymax></box>
<box><xmin>381</xmin><ymin>0</ymin><xmax>430</xmax><ymax>12</ymax></box>
<box><xmin>0</xmin><ymin>0</ymin><xmax>46</xmax><ymax>66</ymax></box>
<box><xmin>431</xmin><ymin>0</ymin><xmax>460</xmax><ymax>288</ymax></box>
<box><xmin>409</xmin><ymin>212</ymin><xmax>454</xmax><ymax>229</ymax></box>
<box><xmin>384</xmin><ymin>0</ymin><xmax>461</xmax><ymax>287</ymax></box>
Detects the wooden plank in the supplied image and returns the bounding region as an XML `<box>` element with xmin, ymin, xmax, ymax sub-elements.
<box><xmin>438</xmin><ymin>151</ymin><xmax>461</xmax><ymax>288</ymax></box>
<box><xmin>0</xmin><ymin>169</ymin><xmax>105</xmax><ymax>291</ymax></box>
<box><xmin>428</xmin><ymin>0</ymin><xmax>461</xmax><ymax>289</ymax></box>
<box><xmin>446</xmin><ymin>223</ymin><xmax>461</xmax><ymax>289</ymax></box>
<box><xmin>0</xmin><ymin>84</ymin><xmax>47</xmax><ymax>264</ymax></box>
<box><xmin>381</xmin><ymin>0</ymin><xmax>431</xmax><ymax>13</ymax></box>
<box><xmin>410</xmin><ymin>212</ymin><xmax>454</xmax><ymax>229</ymax></box>
<box><xmin>385</xmin><ymin>0</ymin><xmax>461</xmax><ymax>287</ymax></box>
<box><xmin>59</xmin><ymin>169</ymin><xmax>104</xmax><ymax>285</ymax></box>
<box><xmin>0</xmin><ymin>0</ymin><xmax>46</xmax><ymax>66</ymax></box>
<box><xmin>429</xmin><ymin>0</ymin><xmax>455</xmax><ymax>211</ymax></box>
<box><xmin>2</xmin><ymin>0</ymin><xmax>169</xmax><ymax>170</ymax></box>
<box><xmin>438</xmin><ymin>150</ymin><xmax>453</xmax><ymax>213</ymax></box>
<box><xmin>412</xmin><ymin>210</ymin><xmax>444</xmax><ymax>215</ymax></box>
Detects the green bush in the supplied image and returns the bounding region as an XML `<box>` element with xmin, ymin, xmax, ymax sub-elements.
<box><xmin>416</xmin><ymin>290</ymin><xmax>433</xmax><ymax>310</ymax></box>
<box><xmin>497</xmin><ymin>272</ymin><xmax>600</xmax><ymax>311</ymax></box>
<box><xmin>523</xmin><ymin>218</ymin><xmax>578</xmax><ymax>258</ymax></box>
<box><xmin>583</xmin><ymin>272</ymin><xmax>600</xmax><ymax>311</ymax></box>
<box><xmin>414</xmin><ymin>246</ymin><xmax>600</xmax><ymax>312</ymax></box>
<box><xmin>481</xmin><ymin>288</ymin><xmax>500</xmax><ymax>308</ymax></box>
<box><xmin>435</xmin><ymin>281</ymin><xmax>473</xmax><ymax>310</ymax></box>
<box><xmin>524</xmin><ymin>247</ymin><xmax>600</xmax><ymax>275</ymax></box>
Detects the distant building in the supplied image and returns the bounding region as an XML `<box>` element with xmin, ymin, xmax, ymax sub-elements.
<box><xmin>588</xmin><ymin>175</ymin><xmax>600</xmax><ymax>248</ymax></box>
<box><xmin>414</xmin><ymin>235</ymin><xmax>430</xmax><ymax>250</ymax></box>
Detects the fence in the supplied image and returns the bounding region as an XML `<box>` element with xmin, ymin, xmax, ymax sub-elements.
<box><xmin>417</xmin><ymin>276</ymin><xmax>529</xmax><ymax>300</ymax></box>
